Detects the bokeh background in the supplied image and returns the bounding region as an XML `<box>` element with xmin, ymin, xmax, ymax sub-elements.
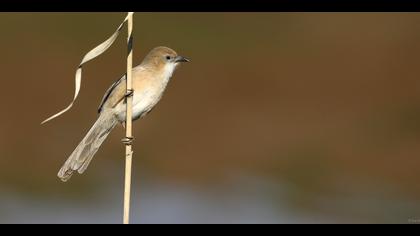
<box><xmin>1</xmin><ymin>13</ymin><xmax>420</xmax><ymax>223</ymax></box>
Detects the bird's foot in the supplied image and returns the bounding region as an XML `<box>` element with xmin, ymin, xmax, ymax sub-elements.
<box><xmin>125</xmin><ymin>89</ymin><xmax>134</xmax><ymax>98</ymax></box>
<box><xmin>121</xmin><ymin>136</ymin><xmax>134</xmax><ymax>145</ymax></box>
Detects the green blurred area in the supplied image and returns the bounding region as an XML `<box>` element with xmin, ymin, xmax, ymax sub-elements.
<box><xmin>1</xmin><ymin>13</ymin><xmax>420</xmax><ymax>223</ymax></box>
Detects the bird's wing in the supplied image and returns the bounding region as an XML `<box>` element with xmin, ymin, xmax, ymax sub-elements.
<box><xmin>97</xmin><ymin>74</ymin><xmax>126</xmax><ymax>113</ymax></box>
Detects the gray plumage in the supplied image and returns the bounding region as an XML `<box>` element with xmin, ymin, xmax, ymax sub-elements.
<box><xmin>57</xmin><ymin>111</ymin><xmax>118</xmax><ymax>182</ymax></box>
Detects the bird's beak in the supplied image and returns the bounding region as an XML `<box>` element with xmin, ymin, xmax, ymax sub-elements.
<box><xmin>175</xmin><ymin>56</ymin><xmax>190</xmax><ymax>63</ymax></box>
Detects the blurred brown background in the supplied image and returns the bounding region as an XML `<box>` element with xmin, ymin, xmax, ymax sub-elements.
<box><xmin>1</xmin><ymin>13</ymin><xmax>420</xmax><ymax>223</ymax></box>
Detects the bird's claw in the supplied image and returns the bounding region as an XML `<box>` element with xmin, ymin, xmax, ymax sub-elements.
<box><xmin>121</xmin><ymin>136</ymin><xmax>134</xmax><ymax>145</ymax></box>
<box><xmin>125</xmin><ymin>89</ymin><xmax>134</xmax><ymax>98</ymax></box>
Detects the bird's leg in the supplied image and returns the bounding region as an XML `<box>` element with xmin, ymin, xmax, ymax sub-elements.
<box><xmin>121</xmin><ymin>89</ymin><xmax>133</xmax><ymax>130</ymax></box>
<box><xmin>121</xmin><ymin>88</ymin><xmax>134</xmax><ymax>145</ymax></box>
<box><xmin>112</xmin><ymin>88</ymin><xmax>134</xmax><ymax>108</ymax></box>
<box><xmin>121</xmin><ymin>119</ymin><xmax>133</xmax><ymax>145</ymax></box>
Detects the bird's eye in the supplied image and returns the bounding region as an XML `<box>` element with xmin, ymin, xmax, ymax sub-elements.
<box><xmin>166</xmin><ymin>56</ymin><xmax>171</xmax><ymax>60</ymax></box>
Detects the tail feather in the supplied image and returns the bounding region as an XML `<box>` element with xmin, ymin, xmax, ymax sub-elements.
<box><xmin>58</xmin><ymin>111</ymin><xmax>118</xmax><ymax>182</ymax></box>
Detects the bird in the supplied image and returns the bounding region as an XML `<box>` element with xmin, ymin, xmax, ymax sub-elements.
<box><xmin>57</xmin><ymin>46</ymin><xmax>189</xmax><ymax>182</ymax></box>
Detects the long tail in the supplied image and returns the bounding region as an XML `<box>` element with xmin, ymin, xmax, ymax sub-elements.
<box><xmin>58</xmin><ymin>111</ymin><xmax>118</xmax><ymax>182</ymax></box>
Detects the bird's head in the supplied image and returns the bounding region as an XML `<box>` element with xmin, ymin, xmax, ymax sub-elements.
<box><xmin>142</xmin><ymin>46</ymin><xmax>189</xmax><ymax>72</ymax></box>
